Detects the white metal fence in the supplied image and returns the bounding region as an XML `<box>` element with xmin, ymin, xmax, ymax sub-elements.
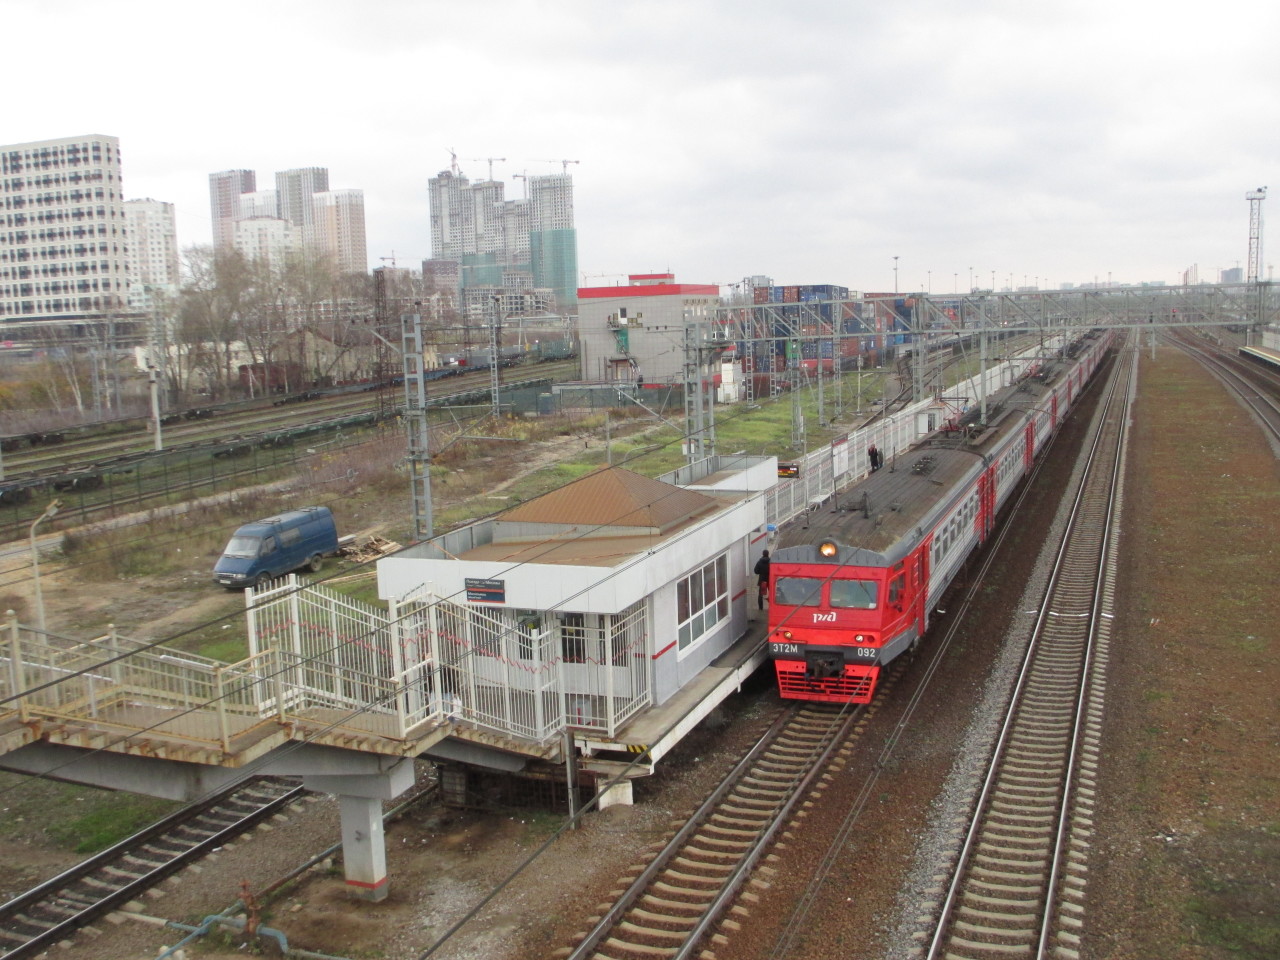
<box><xmin>245</xmin><ymin>579</ymin><xmax>653</xmax><ymax>745</ymax></box>
<box><xmin>1</xmin><ymin>615</ymin><xmax>315</xmax><ymax>750</ymax></box>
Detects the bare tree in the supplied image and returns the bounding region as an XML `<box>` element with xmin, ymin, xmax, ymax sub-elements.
<box><xmin>177</xmin><ymin>246</ymin><xmax>258</xmax><ymax>400</ymax></box>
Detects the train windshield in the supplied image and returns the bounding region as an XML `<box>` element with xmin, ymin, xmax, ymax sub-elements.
<box><xmin>829</xmin><ymin>579</ymin><xmax>879</xmax><ymax>609</ymax></box>
<box><xmin>223</xmin><ymin>536</ymin><xmax>262</xmax><ymax>558</ymax></box>
<box><xmin>774</xmin><ymin>577</ymin><xmax>825</xmax><ymax>606</ymax></box>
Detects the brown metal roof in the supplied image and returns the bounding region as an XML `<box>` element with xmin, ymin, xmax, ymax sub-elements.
<box><xmin>500</xmin><ymin>466</ymin><xmax>720</xmax><ymax>533</ymax></box>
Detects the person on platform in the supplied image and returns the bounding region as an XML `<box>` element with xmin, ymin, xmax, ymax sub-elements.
<box><xmin>753</xmin><ymin>549</ymin><xmax>771</xmax><ymax>610</ymax></box>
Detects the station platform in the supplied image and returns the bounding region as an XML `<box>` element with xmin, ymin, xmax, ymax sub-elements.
<box><xmin>1240</xmin><ymin>343</ymin><xmax>1280</xmax><ymax>370</ymax></box>
<box><xmin>574</xmin><ymin>612</ymin><xmax>771</xmax><ymax>782</ymax></box>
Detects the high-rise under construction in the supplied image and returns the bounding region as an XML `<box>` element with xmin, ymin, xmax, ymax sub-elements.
<box><xmin>428</xmin><ymin>162</ymin><xmax>578</xmax><ymax>313</ymax></box>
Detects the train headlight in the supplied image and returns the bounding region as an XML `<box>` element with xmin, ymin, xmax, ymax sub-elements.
<box><xmin>818</xmin><ymin>540</ymin><xmax>838</xmax><ymax>558</ymax></box>
<box><xmin>781</xmin><ymin>630</ymin><xmax>793</xmax><ymax>640</ymax></box>
<box><xmin>855</xmin><ymin>634</ymin><xmax>865</xmax><ymax>643</ymax></box>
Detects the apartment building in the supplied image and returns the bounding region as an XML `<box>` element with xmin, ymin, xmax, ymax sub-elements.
<box><xmin>210</xmin><ymin>165</ymin><xmax>366</xmax><ymax>274</ymax></box>
<box><xmin>124</xmin><ymin>198</ymin><xmax>180</xmax><ymax>311</ymax></box>
<box><xmin>209</xmin><ymin>168</ymin><xmax>256</xmax><ymax>253</ymax></box>
<box><xmin>1</xmin><ymin>134</ymin><xmax>132</xmax><ymax>324</ymax></box>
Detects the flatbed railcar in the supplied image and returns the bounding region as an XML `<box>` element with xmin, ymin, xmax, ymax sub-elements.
<box><xmin>765</xmin><ymin>331</ymin><xmax>1114</xmax><ymax>703</ymax></box>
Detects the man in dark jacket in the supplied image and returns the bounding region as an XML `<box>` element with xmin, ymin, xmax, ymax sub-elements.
<box><xmin>753</xmin><ymin>549</ymin><xmax>770</xmax><ymax>610</ymax></box>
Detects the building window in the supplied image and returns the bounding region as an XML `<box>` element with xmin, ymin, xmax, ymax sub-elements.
<box><xmin>561</xmin><ymin>612</ymin><xmax>588</xmax><ymax>663</ymax></box>
<box><xmin>677</xmin><ymin>554</ymin><xmax>729</xmax><ymax>652</ymax></box>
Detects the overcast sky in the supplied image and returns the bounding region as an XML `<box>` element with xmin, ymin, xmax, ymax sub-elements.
<box><xmin>8</xmin><ymin>0</ymin><xmax>1278</xmax><ymax>292</ymax></box>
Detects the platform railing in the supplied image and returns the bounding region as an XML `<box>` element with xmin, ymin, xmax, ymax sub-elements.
<box><xmin>2</xmin><ymin>612</ymin><xmax>237</xmax><ymax>745</ymax></box>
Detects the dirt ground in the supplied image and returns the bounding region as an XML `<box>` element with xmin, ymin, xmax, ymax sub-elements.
<box><xmin>0</xmin><ymin>427</ymin><xmax>604</xmax><ymax>643</ymax></box>
<box><xmin>1082</xmin><ymin>348</ymin><xmax>1279</xmax><ymax>959</ymax></box>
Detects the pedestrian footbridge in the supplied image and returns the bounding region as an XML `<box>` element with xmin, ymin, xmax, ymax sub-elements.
<box><xmin>0</xmin><ymin>580</ymin><xmax>568</xmax><ymax>900</ymax></box>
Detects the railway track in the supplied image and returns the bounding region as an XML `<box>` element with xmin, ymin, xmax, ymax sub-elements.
<box><xmin>0</xmin><ymin>363</ymin><xmax>576</xmax><ymax>543</ymax></box>
<box><xmin>1170</xmin><ymin>333</ymin><xmax>1280</xmax><ymax>443</ymax></box>
<box><xmin>562</xmin><ymin>703</ymin><xmax>858</xmax><ymax>960</ymax></box>
<box><xmin>2</xmin><ymin>362</ymin><xmax>575</xmax><ymax>479</ymax></box>
<box><xmin>0</xmin><ymin>777</ymin><xmax>305</xmax><ymax>959</ymax></box>
<box><xmin>920</xmin><ymin>346</ymin><xmax>1135</xmax><ymax>960</ymax></box>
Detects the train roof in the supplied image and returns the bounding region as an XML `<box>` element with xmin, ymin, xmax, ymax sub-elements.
<box><xmin>775</xmin><ymin>358</ymin><xmax>1068</xmax><ymax>566</ymax></box>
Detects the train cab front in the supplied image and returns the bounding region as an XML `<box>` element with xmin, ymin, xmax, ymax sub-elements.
<box><xmin>765</xmin><ymin>546</ymin><xmax>887</xmax><ymax>704</ymax></box>
<box><xmin>772</xmin><ymin>636</ymin><xmax>880</xmax><ymax>704</ymax></box>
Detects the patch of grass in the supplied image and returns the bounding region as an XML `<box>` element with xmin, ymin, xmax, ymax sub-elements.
<box><xmin>49</xmin><ymin>795</ymin><xmax>180</xmax><ymax>853</ymax></box>
<box><xmin>513</xmin><ymin>807</ymin><xmax>566</xmax><ymax>839</ymax></box>
<box><xmin>1187</xmin><ymin>897</ymin><xmax>1280</xmax><ymax>958</ymax></box>
<box><xmin>1178</xmin><ymin>827</ymin><xmax>1280</xmax><ymax>959</ymax></box>
<box><xmin>0</xmin><ymin>776</ymin><xmax>182</xmax><ymax>854</ymax></box>
<box><xmin>1142</xmin><ymin>689</ymin><xmax>1171</xmax><ymax>702</ymax></box>
<box><xmin>327</xmin><ymin>573</ymin><xmax>381</xmax><ymax>606</ymax></box>
<box><xmin>155</xmin><ymin>597</ymin><xmax>249</xmax><ymax>661</ymax></box>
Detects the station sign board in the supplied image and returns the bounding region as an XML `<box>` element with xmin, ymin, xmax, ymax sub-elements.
<box><xmin>465</xmin><ymin>578</ymin><xmax>506</xmax><ymax>603</ymax></box>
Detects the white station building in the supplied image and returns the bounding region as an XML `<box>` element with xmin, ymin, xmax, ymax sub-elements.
<box><xmin>375</xmin><ymin>457</ymin><xmax>780</xmax><ymax>802</ymax></box>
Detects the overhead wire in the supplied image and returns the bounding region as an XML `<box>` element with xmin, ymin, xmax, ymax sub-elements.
<box><xmin>0</xmin><ymin>349</ymin><xmax>897</xmax><ymax>939</ymax></box>
<box><xmin>0</xmin><ymin>330</ymin><xmax>1033</xmax><ymax>952</ymax></box>
<box><xmin>0</xmin><ymin>394</ymin><xmax>805</xmax><ymax>802</ymax></box>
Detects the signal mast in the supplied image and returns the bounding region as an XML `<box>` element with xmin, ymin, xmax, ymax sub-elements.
<box><xmin>1246</xmin><ymin>186</ymin><xmax>1267</xmax><ymax>283</ymax></box>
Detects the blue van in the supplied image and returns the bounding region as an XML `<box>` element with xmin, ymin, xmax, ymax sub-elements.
<box><xmin>213</xmin><ymin>506</ymin><xmax>339</xmax><ymax>589</ymax></box>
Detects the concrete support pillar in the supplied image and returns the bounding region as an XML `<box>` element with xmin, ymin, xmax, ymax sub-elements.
<box><xmin>304</xmin><ymin>756</ymin><xmax>414</xmax><ymax>901</ymax></box>
<box><xmin>339</xmin><ymin>794</ymin><xmax>389</xmax><ymax>901</ymax></box>
<box><xmin>598</xmin><ymin>777</ymin><xmax>633</xmax><ymax>810</ymax></box>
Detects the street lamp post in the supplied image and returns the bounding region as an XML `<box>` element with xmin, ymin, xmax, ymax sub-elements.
<box><xmin>856</xmin><ymin>354</ymin><xmax>863</xmax><ymax>416</ymax></box>
<box><xmin>893</xmin><ymin>256</ymin><xmax>899</xmax><ymax>294</ymax></box>
<box><xmin>29</xmin><ymin>499</ymin><xmax>61</xmax><ymax>635</ymax></box>
<box><xmin>148</xmin><ymin>365</ymin><xmax>163</xmax><ymax>451</ymax></box>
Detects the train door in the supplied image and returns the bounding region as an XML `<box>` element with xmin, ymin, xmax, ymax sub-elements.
<box><xmin>887</xmin><ymin>563</ymin><xmax>908</xmax><ymax>633</ymax></box>
<box><xmin>984</xmin><ymin>467</ymin><xmax>997</xmax><ymax>535</ymax></box>
<box><xmin>911</xmin><ymin>550</ymin><xmax>926</xmax><ymax>633</ymax></box>
<box><xmin>1024</xmin><ymin>422</ymin><xmax>1036</xmax><ymax>473</ymax></box>
<box><xmin>977</xmin><ymin>473</ymin><xmax>992</xmax><ymax>538</ymax></box>
<box><xmin>1050</xmin><ymin>392</ymin><xmax>1060</xmax><ymax>429</ymax></box>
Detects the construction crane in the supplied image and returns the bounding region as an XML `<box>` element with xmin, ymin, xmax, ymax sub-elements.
<box><xmin>466</xmin><ymin>157</ymin><xmax>506</xmax><ymax>181</ymax></box>
<box><xmin>1246</xmin><ymin>186</ymin><xmax>1267</xmax><ymax>283</ymax></box>
<box><xmin>535</xmin><ymin>159</ymin><xmax>580</xmax><ymax>174</ymax></box>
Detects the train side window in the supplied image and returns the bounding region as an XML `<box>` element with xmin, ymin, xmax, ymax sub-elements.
<box><xmin>887</xmin><ymin>573</ymin><xmax>906</xmax><ymax>609</ymax></box>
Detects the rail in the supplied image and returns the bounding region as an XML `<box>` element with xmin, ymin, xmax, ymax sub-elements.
<box><xmin>0</xmin><ymin>777</ymin><xmax>304</xmax><ymax>959</ymax></box>
<box><xmin>923</xmin><ymin>343</ymin><xmax>1134</xmax><ymax>959</ymax></box>
<box><xmin>563</xmin><ymin>703</ymin><xmax>858</xmax><ymax>960</ymax></box>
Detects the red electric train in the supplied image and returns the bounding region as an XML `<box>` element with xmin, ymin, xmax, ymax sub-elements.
<box><xmin>765</xmin><ymin>330</ymin><xmax>1115</xmax><ymax>703</ymax></box>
